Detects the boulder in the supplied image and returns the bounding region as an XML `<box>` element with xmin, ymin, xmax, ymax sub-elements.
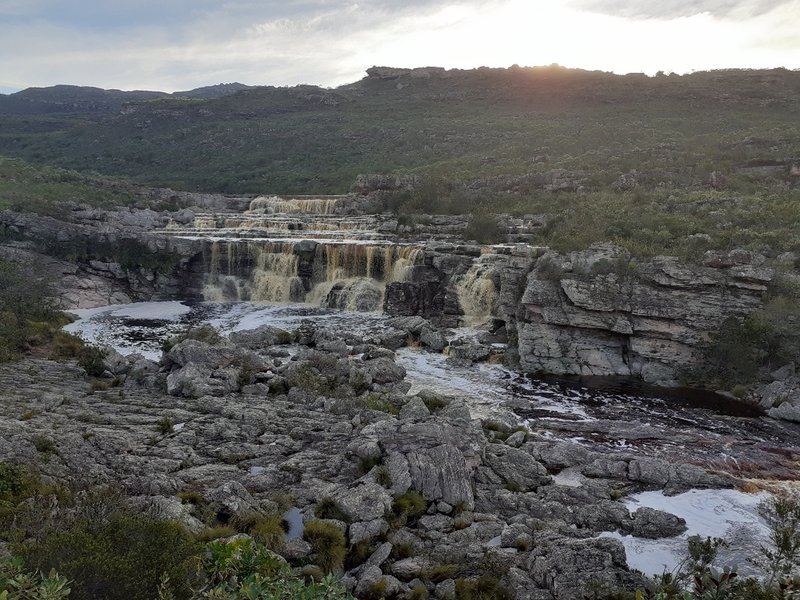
<box><xmin>332</xmin><ymin>481</ymin><xmax>393</xmax><ymax>522</ymax></box>
<box><xmin>229</xmin><ymin>324</ymin><xmax>291</xmax><ymax>348</ymax></box>
<box><xmin>627</xmin><ymin>507</ymin><xmax>687</xmax><ymax>539</ymax></box>
<box><xmin>483</xmin><ymin>446</ymin><xmax>551</xmax><ymax>492</ymax></box>
<box><xmin>407</xmin><ymin>444</ymin><xmax>475</xmax><ymax>510</ymax></box>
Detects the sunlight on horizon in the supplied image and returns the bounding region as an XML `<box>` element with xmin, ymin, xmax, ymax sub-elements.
<box><xmin>1</xmin><ymin>0</ymin><xmax>799</xmax><ymax>91</ymax></box>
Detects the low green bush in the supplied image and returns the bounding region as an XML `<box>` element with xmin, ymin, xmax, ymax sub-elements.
<box><xmin>454</xmin><ymin>575</ymin><xmax>513</xmax><ymax>600</ymax></box>
<box><xmin>314</xmin><ymin>498</ymin><xmax>350</xmax><ymax>523</ymax></box>
<box><xmin>21</xmin><ymin>513</ymin><xmax>201</xmax><ymax>600</ymax></box>
<box><xmin>302</xmin><ymin>520</ymin><xmax>346</xmax><ymax>575</ymax></box>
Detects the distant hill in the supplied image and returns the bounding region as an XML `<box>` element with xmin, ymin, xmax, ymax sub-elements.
<box><xmin>0</xmin><ymin>85</ymin><xmax>168</xmax><ymax>114</ymax></box>
<box><xmin>0</xmin><ymin>82</ymin><xmax>256</xmax><ymax>115</ymax></box>
<box><xmin>0</xmin><ymin>66</ymin><xmax>798</xmax><ymax>194</ymax></box>
<box><xmin>172</xmin><ymin>82</ymin><xmax>257</xmax><ymax>100</ymax></box>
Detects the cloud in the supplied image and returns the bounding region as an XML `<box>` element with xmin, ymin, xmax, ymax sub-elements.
<box><xmin>569</xmin><ymin>0</ymin><xmax>791</xmax><ymax>19</ymax></box>
<box><xmin>0</xmin><ymin>0</ymin><xmax>798</xmax><ymax>92</ymax></box>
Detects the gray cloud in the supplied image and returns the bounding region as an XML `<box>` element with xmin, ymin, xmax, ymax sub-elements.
<box><xmin>570</xmin><ymin>0</ymin><xmax>790</xmax><ymax>19</ymax></box>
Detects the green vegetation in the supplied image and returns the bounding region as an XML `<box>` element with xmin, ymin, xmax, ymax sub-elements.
<box><xmin>389</xmin><ymin>490</ymin><xmax>428</xmax><ymax>528</ymax></box>
<box><xmin>689</xmin><ymin>279</ymin><xmax>800</xmax><ymax>387</ymax></box>
<box><xmin>21</xmin><ymin>514</ymin><xmax>200</xmax><ymax>600</ymax></box>
<box><xmin>0</xmin><ymin>158</ymin><xmax>138</xmax><ymax>219</ymax></box>
<box><xmin>454</xmin><ymin>575</ymin><xmax>514</xmax><ymax>600</ymax></box>
<box><xmin>0</xmin><ymin>258</ymin><xmax>98</xmax><ymax>365</ymax></box>
<box><xmin>1</xmin><ymin>463</ymin><xmax>352</xmax><ymax>600</ymax></box>
<box><xmin>231</xmin><ymin>513</ymin><xmax>287</xmax><ymax>552</ymax></box>
<box><xmin>1</xmin><ymin>67</ymin><xmax>799</xmax><ymax>197</ymax></box>
<box><xmin>302</xmin><ymin>520</ymin><xmax>347</xmax><ymax>574</ymax></box>
<box><xmin>313</xmin><ymin>497</ymin><xmax>350</xmax><ymax>523</ymax></box>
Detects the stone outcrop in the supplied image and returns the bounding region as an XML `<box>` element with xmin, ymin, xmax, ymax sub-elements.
<box><xmin>515</xmin><ymin>243</ymin><xmax>772</xmax><ymax>386</ymax></box>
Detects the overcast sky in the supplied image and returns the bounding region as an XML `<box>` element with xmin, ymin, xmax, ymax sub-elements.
<box><xmin>1</xmin><ymin>0</ymin><xmax>798</xmax><ymax>93</ymax></box>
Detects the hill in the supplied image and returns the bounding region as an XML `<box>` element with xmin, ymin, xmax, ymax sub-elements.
<box><xmin>0</xmin><ymin>65</ymin><xmax>798</xmax><ymax>197</ymax></box>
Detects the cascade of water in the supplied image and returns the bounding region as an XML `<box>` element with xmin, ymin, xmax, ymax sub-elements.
<box><xmin>456</xmin><ymin>260</ymin><xmax>497</xmax><ymax>326</ymax></box>
<box><xmin>249</xmin><ymin>195</ymin><xmax>341</xmax><ymax>214</ymax></box>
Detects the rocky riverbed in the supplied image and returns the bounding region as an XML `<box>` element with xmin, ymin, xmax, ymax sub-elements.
<box><xmin>0</xmin><ymin>300</ymin><xmax>793</xmax><ymax>598</ymax></box>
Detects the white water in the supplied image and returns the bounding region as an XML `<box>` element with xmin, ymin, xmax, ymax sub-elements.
<box><xmin>601</xmin><ymin>489</ymin><xmax>771</xmax><ymax>577</ymax></box>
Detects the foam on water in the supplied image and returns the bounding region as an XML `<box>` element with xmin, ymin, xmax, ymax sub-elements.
<box><xmin>600</xmin><ymin>488</ymin><xmax>770</xmax><ymax>577</ymax></box>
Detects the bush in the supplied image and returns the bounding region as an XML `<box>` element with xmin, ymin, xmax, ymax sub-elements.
<box><xmin>390</xmin><ymin>491</ymin><xmax>428</xmax><ymax>528</ymax></box>
<box><xmin>463</xmin><ymin>212</ymin><xmax>503</xmax><ymax>245</ymax></box>
<box><xmin>421</xmin><ymin>564</ymin><xmax>459</xmax><ymax>584</ymax></box>
<box><xmin>0</xmin><ymin>557</ymin><xmax>71</xmax><ymax>599</ymax></box>
<box><xmin>455</xmin><ymin>575</ymin><xmax>514</xmax><ymax>600</ymax></box>
<box><xmin>314</xmin><ymin>498</ymin><xmax>350</xmax><ymax>523</ymax></box>
<box><xmin>248</xmin><ymin>515</ymin><xmax>287</xmax><ymax>551</ymax></box>
<box><xmin>21</xmin><ymin>513</ymin><xmax>201</xmax><ymax>600</ymax></box>
<box><xmin>302</xmin><ymin>520</ymin><xmax>346</xmax><ymax>574</ymax></box>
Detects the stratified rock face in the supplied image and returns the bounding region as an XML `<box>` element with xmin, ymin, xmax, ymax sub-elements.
<box><xmin>516</xmin><ymin>244</ymin><xmax>772</xmax><ymax>386</ymax></box>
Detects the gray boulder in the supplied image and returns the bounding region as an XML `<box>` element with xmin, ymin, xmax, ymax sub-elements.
<box><xmin>628</xmin><ymin>507</ymin><xmax>687</xmax><ymax>539</ymax></box>
<box><xmin>407</xmin><ymin>444</ymin><xmax>475</xmax><ymax>510</ymax></box>
<box><xmin>229</xmin><ymin>324</ymin><xmax>291</xmax><ymax>348</ymax></box>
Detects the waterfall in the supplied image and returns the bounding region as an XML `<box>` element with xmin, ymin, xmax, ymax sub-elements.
<box><xmin>201</xmin><ymin>239</ymin><xmax>423</xmax><ymax>311</ymax></box>
<box><xmin>248</xmin><ymin>195</ymin><xmax>342</xmax><ymax>214</ymax></box>
<box><xmin>456</xmin><ymin>260</ymin><xmax>497</xmax><ymax>326</ymax></box>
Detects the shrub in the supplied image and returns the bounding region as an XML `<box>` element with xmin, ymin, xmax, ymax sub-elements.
<box><xmin>390</xmin><ymin>491</ymin><xmax>428</xmax><ymax>527</ymax></box>
<box><xmin>314</xmin><ymin>498</ymin><xmax>350</xmax><ymax>523</ymax></box>
<box><xmin>249</xmin><ymin>515</ymin><xmax>287</xmax><ymax>551</ymax></box>
<box><xmin>454</xmin><ymin>575</ymin><xmax>514</xmax><ymax>600</ymax></box>
<box><xmin>21</xmin><ymin>513</ymin><xmax>201</xmax><ymax>600</ymax></box>
<box><xmin>194</xmin><ymin>526</ymin><xmax>236</xmax><ymax>543</ymax></box>
<box><xmin>302</xmin><ymin>520</ymin><xmax>346</xmax><ymax>574</ymax></box>
<box><xmin>344</xmin><ymin>540</ymin><xmax>375</xmax><ymax>571</ymax></box>
<box><xmin>0</xmin><ymin>557</ymin><xmax>71</xmax><ymax>599</ymax></box>
<box><xmin>464</xmin><ymin>212</ymin><xmax>503</xmax><ymax>245</ymax></box>
<box><xmin>30</xmin><ymin>436</ymin><xmax>57</xmax><ymax>456</ymax></box>
<box><xmin>76</xmin><ymin>346</ymin><xmax>106</xmax><ymax>377</ymax></box>
<box><xmin>156</xmin><ymin>416</ymin><xmax>174</xmax><ymax>435</ymax></box>
<box><xmin>421</xmin><ymin>564</ymin><xmax>459</xmax><ymax>584</ymax></box>
<box><xmin>375</xmin><ymin>465</ymin><xmax>392</xmax><ymax>488</ymax></box>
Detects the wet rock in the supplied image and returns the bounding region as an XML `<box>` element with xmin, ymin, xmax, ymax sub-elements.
<box><xmin>163</xmin><ymin>339</ymin><xmax>231</xmax><ymax>370</ymax></box>
<box><xmin>505</xmin><ymin>431</ymin><xmax>526</xmax><ymax>447</ymax></box>
<box><xmin>391</xmin><ymin>556</ymin><xmax>430</xmax><ymax>580</ymax></box>
<box><xmin>364</xmin><ymin>542</ymin><xmax>393</xmax><ymax>570</ymax></box>
<box><xmin>435</xmin><ymin>578</ymin><xmax>456</xmax><ymax>599</ymax></box>
<box><xmin>229</xmin><ymin>324</ymin><xmax>292</xmax><ymax>348</ymax></box>
<box><xmin>363</xmin><ymin>357</ymin><xmax>407</xmax><ymax>384</ymax></box>
<box><xmin>420</xmin><ymin>327</ymin><xmax>448</xmax><ymax>352</ymax></box>
<box><xmin>386</xmin><ymin>316</ymin><xmax>430</xmax><ymax>334</ymax></box>
<box><xmin>530</xmin><ymin>536</ymin><xmax>636</xmax><ymax>599</ymax></box>
<box><xmin>448</xmin><ymin>343</ymin><xmax>491</xmax><ymax>362</ymax></box>
<box><xmin>205</xmin><ymin>481</ymin><xmax>259</xmax><ymax>520</ymax></box>
<box><xmin>283</xmin><ymin>538</ymin><xmax>312</xmax><ymax>561</ymax></box>
<box><xmin>627</xmin><ymin>507</ymin><xmax>687</xmax><ymax>539</ymax></box>
<box><xmin>385</xmin><ymin>452</ymin><xmax>412</xmax><ymax>494</ymax></box>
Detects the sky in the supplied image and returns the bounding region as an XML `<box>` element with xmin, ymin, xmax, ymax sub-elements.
<box><xmin>1</xmin><ymin>0</ymin><xmax>799</xmax><ymax>94</ymax></box>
